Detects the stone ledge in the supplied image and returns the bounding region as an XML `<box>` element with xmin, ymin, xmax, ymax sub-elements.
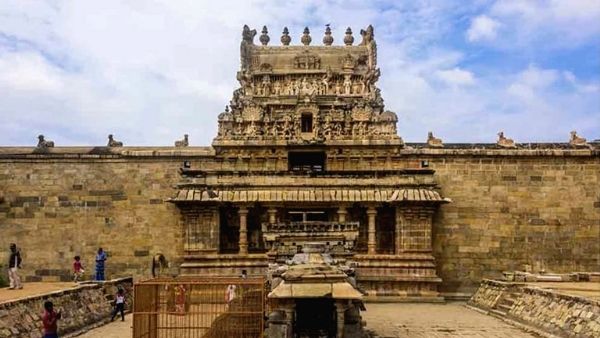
<box><xmin>0</xmin><ymin>144</ymin><xmax>597</xmax><ymax>159</ymax></box>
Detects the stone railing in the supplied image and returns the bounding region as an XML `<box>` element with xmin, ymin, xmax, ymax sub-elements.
<box><xmin>0</xmin><ymin>277</ymin><xmax>133</xmax><ymax>338</ymax></box>
<box><xmin>469</xmin><ymin>279</ymin><xmax>600</xmax><ymax>338</ymax></box>
<box><xmin>264</xmin><ymin>221</ymin><xmax>359</xmax><ymax>233</ymax></box>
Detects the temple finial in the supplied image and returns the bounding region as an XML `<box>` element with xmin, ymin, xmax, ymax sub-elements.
<box><xmin>281</xmin><ymin>27</ymin><xmax>291</xmax><ymax>45</ymax></box>
<box><xmin>301</xmin><ymin>27</ymin><xmax>312</xmax><ymax>46</ymax></box>
<box><xmin>323</xmin><ymin>24</ymin><xmax>333</xmax><ymax>46</ymax></box>
<box><xmin>344</xmin><ymin>27</ymin><xmax>354</xmax><ymax>46</ymax></box>
<box><xmin>259</xmin><ymin>26</ymin><xmax>270</xmax><ymax>46</ymax></box>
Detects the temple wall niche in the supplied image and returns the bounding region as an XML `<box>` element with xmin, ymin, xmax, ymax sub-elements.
<box><xmin>0</xmin><ymin>152</ymin><xmax>598</xmax><ymax>295</ymax></box>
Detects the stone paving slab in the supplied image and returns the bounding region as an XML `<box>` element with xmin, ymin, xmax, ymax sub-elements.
<box><xmin>362</xmin><ymin>302</ymin><xmax>538</xmax><ymax>338</ymax></box>
<box><xmin>77</xmin><ymin>303</ymin><xmax>539</xmax><ymax>338</ymax></box>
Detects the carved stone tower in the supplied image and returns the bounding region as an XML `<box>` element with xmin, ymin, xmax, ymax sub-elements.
<box><xmin>215</xmin><ymin>24</ymin><xmax>401</xmax><ymax>147</ymax></box>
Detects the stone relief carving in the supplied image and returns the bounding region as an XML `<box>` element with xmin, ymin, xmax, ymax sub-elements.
<box><xmin>294</xmin><ymin>50</ymin><xmax>321</xmax><ymax>69</ymax></box>
<box><xmin>497</xmin><ymin>131</ymin><xmax>516</xmax><ymax>148</ymax></box>
<box><xmin>427</xmin><ymin>132</ymin><xmax>443</xmax><ymax>148</ymax></box>
<box><xmin>569</xmin><ymin>131</ymin><xmax>588</xmax><ymax>147</ymax></box>
<box><xmin>175</xmin><ymin>134</ymin><xmax>189</xmax><ymax>147</ymax></box>
<box><xmin>36</xmin><ymin>135</ymin><xmax>54</xmax><ymax>148</ymax></box>
<box><xmin>107</xmin><ymin>134</ymin><xmax>123</xmax><ymax>147</ymax></box>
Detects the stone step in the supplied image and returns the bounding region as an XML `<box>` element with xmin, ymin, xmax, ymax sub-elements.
<box><xmin>498</xmin><ymin>304</ymin><xmax>513</xmax><ymax>312</ymax></box>
<box><xmin>490</xmin><ymin>309</ymin><xmax>507</xmax><ymax>317</ymax></box>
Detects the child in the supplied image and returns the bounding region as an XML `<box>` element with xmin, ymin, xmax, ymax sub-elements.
<box><xmin>111</xmin><ymin>288</ymin><xmax>126</xmax><ymax>321</ymax></box>
<box><xmin>73</xmin><ymin>256</ymin><xmax>84</xmax><ymax>282</ymax></box>
<box><xmin>42</xmin><ymin>300</ymin><xmax>61</xmax><ymax>338</ymax></box>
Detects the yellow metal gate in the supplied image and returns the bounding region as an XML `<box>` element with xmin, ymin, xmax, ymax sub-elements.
<box><xmin>133</xmin><ymin>277</ymin><xmax>265</xmax><ymax>338</ymax></box>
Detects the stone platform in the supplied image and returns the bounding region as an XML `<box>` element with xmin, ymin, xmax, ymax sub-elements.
<box><xmin>469</xmin><ymin>279</ymin><xmax>600</xmax><ymax>337</ymax></box>
<box><xmin>0</xmin><ymin>278</ymin><xmax>133</xmax><ymax>338</ymax></box>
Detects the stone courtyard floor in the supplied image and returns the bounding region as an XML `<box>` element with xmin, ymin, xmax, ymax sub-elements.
<box><xmin>77</xmin><ymin>302</ymin><xmax>538</xmax><ymax>338</ymax></box>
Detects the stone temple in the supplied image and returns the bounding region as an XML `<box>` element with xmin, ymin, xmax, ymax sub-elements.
<box><xmin>0</xmin><ymin>24</ymin><xmax>599</xmax><ymax>305</ymax></box>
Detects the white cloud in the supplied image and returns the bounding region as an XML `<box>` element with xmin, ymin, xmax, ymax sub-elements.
<box><xmin>466</xmin><ymin>15</ymin><xmax>501</xmax><ymax>42</ymax></box>
<box><xmin>482</xmin><ymin>0</ymin><xmax>600</xmax><ymax>48</ymax></box>
<box><xmin>0</xmin><ymin>0</ymin><xmax>598</xmax><ymax>145</ymax></box>
<box><xmin>435</xmin><ymin>67</ymin><xmax>476</xmax><ymax>86</ymax></box>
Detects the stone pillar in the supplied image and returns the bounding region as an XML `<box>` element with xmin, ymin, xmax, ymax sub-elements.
<box><xmin>283</xmin><ymin>302</ymin><xmax>295</xmax><ymax>338</ymax></box>
<box><xmin>335</xmin><ymin>301</ymin><xmax>346</xmax><ymax>338</ymax></box>
<box><xmin>367</xmin><ymin>206</ymin><xmax>377</xmax><ymax>255</ymax></box>
<box><xmin>239</xmin><ymin>206</ymin><xmax>249</xmax><ymax>255</ymax></box>
<box><xmin>337</xmin><ymin>205</ymin><xmax>348</xmax><ymax>223</ymax></box>
<box><xmin>267</xmin><ymin>207</ymin><xmax>277</xmax><ymax>224</ymax></box>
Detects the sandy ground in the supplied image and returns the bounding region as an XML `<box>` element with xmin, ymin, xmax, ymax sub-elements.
<box><xmin>78</xmin><ymin>303</ymin><xmax>538</xmax><ymax>338</ymax></box>
<box><xmin>0</xmin><ymin>282</ymin><xmax>79</xmax><ymax>303</ymax></box>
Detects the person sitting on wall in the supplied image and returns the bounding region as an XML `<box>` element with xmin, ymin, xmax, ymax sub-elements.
<box><xmin>8</xmin><ymin>243</ymin><xmax>22</xmax><ymax>290</ymax></box>
<box><xmin>42</xmin><ymin>300</ymin><xmax>61</xmax><ymax>338</ymax></box>
<box><xmin>95</xmin><ymin>248</ymin><xmax>107</xmax><ymax>281</ymax></box>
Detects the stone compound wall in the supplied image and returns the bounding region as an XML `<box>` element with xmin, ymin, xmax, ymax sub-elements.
<box><xmin>469</xmin><ymin>279</ymin><xmax>600</xmax><ymax>338</ymax></box>
<box><xmin>0</xmin><ymin>151</ymin><xmax>188</xmax><ymax>281</ymax></box>
<box><xmin>0</xmin><ymin>277</ymin><xmax>133</xmax><ymax>338</ymax></box>
<box><xmin>0</xmin><ymin>146</ymin><xmax>599</xmax><ymax>295</ymax></box>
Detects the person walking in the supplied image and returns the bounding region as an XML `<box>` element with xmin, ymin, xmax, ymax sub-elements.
<box><xmin>42</xmin><ymin>300</ymin><xmax>61</xmax><ymax>338</ymax></box>
<box><xmin>110</xmin><ymin>288</ymin><xmax>126</xmax><ymax>321</ymax></box>
<box><xmin>95</xmin><ymin>248</ymin><xmax>107</xmax><ymax>281</ymax></box>
<box><xmin>8</xmin><ymin>243</ymin><xmax>22</xmax><ymax>289</ymax></box>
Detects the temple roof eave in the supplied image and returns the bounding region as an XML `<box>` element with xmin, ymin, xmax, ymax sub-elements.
<box><xmin>167</xmin><ymin>187</ymin><xmax>451</xmax><ymax>204</ymax></box>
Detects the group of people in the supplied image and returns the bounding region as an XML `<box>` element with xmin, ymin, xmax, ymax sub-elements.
<box><xmin>70</xmin><ymin>247</ymin><xmax>109</xmax><ymax>282</ymax></box>
<box><xmin>5</xmin><ymin>244</ymin><xmax>123</xmax><ymax>338</ymax></box>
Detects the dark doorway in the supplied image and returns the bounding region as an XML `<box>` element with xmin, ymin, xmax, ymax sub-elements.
<box><xmin>349</xmin><ymin>206</ymin><xmax>368</xmax><ymax>254</ymax></box>
<box><xmin>301</xmin><ymin>113</ymin><xmax>313</xmax><ymax>132</ymax></box>
<box><xmin>219</xmin><ymin>207</ymin><xmax>239</xmax><ymax>254</ymax></box>
<box><xmin>295</xmin><ymin>299</ymin><xmax>336</xmax><ymax>337</ymax></box>
<box><xmin>288</xmin><ymin>151</ymin><xmax>326</xmax><ymax>172</ymax></box>
<box><xmin>376</xmin><ymin>206</ymin><xmax>396</xmax><ymax>254</ymax></box>
<box><xmin>247</xmin><ymin>206</ymin><xmax>266</xmax><ymax>253</ymax></box>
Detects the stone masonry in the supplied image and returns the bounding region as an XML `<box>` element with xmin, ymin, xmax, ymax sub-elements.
<box><xmin>0</xmin><ymin>278</ymin><xmax>133</xmax><ymax>338</ymax></box>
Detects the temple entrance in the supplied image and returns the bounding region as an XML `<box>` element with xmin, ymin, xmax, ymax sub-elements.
<box><xmin>294</xmin><ymin>299</ymin><xmax>336</xmax><ymax>338</ymax></box>
<box><xmin>376</xmin><ymin>206</ymin><xmax>396</xmax><ymax>254</ymax></box>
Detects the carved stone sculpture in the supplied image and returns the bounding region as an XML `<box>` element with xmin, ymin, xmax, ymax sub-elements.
<box><xmin>107</xmin><ymin>134</ymin><xmax>123</xmax><ymax>147</ymax></box>
<box><xmin>323</xmin><ymin>24</ymin><xmax>333</xmax><ymax>46</ymax></box>
<box><xmin>281</xmin><ymin>27</ymin><xmax>291</xmax><ymax>46</ymax></box>
<box><xmin>175</xmin><ymin>134</ymin><xmax>189</xmax><ymax>147</ymax></box>
<box><xmin>260</xmin><ymin>26</ymin><xmax>270</xmax><ymax>46</ymax></box>
<box><xmin>497</xmin><ymin>131</ymin><xmax>516</xmax><ymax>148</ymax></box>
<box><xmin>36</xmin><ymin>135</ymin><xmax>54</xmax><ymax>148</ymax></box>
<box><xmin>240</xmin><ymin>25</ymin><xmax>257</xmax><ymax>71</ymax></box>
<box><xmin>344</xmin><ymin>27</ymin><xmax>354</xmax><ymax>46</ymax></box>
<box><xmin>301</xmin><ymin>27</ymin><xmax>311</xmax><ymax>46</ymax></box>
<box><xmin>569</xmin><ymin>131</ymin><xmax>588</xmax><ymax>147</ymax></box>
<box><xmin>427</xmin><ymin>132</ymin><xmax>443</xmax><ymax>148</ymax></box>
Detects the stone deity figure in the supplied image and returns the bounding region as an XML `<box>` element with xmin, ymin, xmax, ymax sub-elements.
<box><xmin>343</xmin><ymin>75</ymin><xmax>352</xmax><ymax>95</ymax></box>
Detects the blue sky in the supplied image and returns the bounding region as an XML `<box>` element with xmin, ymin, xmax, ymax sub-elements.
<box><xmin>0</xmin><ymin>0</ymin><xmax>599</xmax><ymax>145</ymax></box>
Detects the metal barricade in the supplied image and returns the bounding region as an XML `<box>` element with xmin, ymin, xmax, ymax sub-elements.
<box><xmin>133</xmin><ymin>277</ymin><xmax>265</xmax><ymax>338</ymax></box>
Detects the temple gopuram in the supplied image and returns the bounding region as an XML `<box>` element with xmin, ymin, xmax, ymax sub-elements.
<box><xmin>170</xmin><ymin>25</ymin><xmax>450</xmax><ymax>301</ymax></box>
